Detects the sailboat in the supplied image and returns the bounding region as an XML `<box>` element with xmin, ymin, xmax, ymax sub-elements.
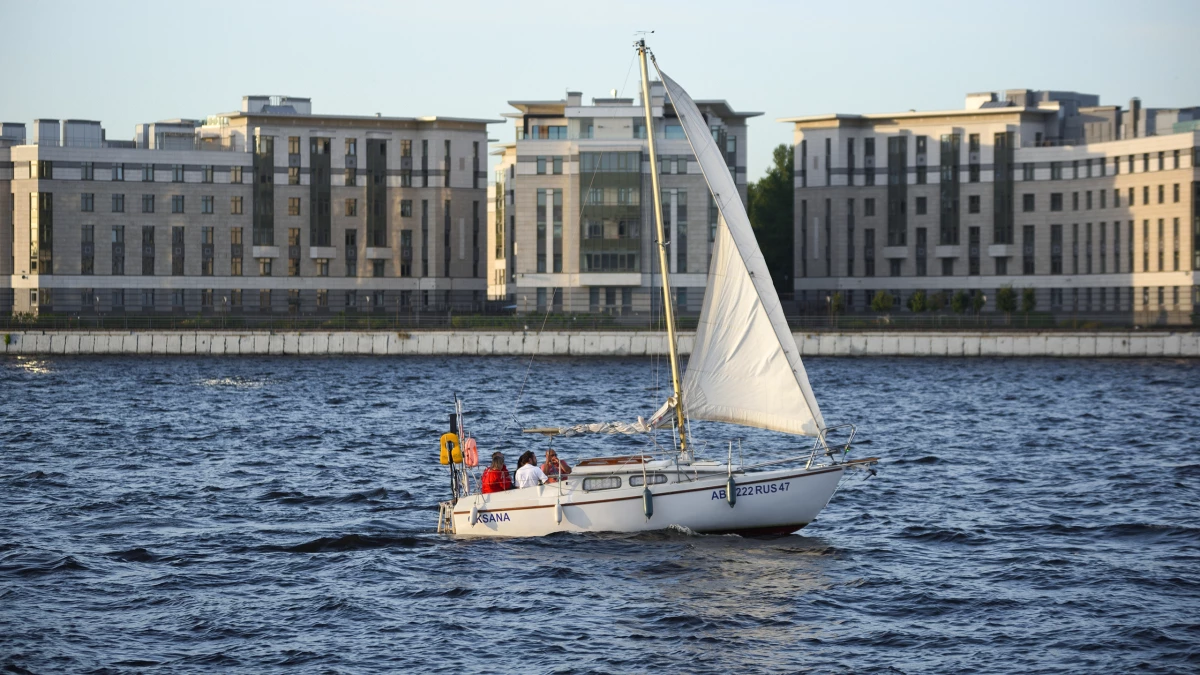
<box><xmin>435</xmin><ymin>41</ymin><xmax>876</xmax><ymax>537</ymax></box>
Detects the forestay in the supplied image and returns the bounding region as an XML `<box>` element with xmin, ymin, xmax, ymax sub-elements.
<box><xmin>655</xmin><ymin>66</ymin><xmax>826</xmax><ymax>437</ymax></box>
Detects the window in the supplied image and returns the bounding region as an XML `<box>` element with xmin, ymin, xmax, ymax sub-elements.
<box><xmin>1143</xmin><ymin>153</ymin><xmax>1149</xmax><ymax>172</ymax></box>
<box><xmin>259</xmin><ymin>258</ymin><xmax>272</xmax><ymax>276</ymax></box>
<box><xmin>864</xmin><ymin>198</ymin><xmax>875</xmax><ymax>217</ymax></box>
<box><xmin>1173</xmin><ymin>183</ymin><xmax>1180</xmax><ymax>203</ymax></box>
<box><xmin>259</xmin><ymin>289</ymin><xmax>271</xmax><ymax>311</ymax></box>
<box><xmin>1143</xmin><ymin>186</ymin><xmax>1149</xmax><ymax>205</ymax></box>
<box><xmin>968</xmin><ymin>195</ymin><xmax>980</xmax><ymax>214</ymax></box>
<box><xmin>288</xmin><ymin>198</ymin><xmax>300</xmax><ymax>216</ymax></box>
<box><xmin>1051</xmin><ymin>224</ymin><xmax>1063</xmax><ymax>274</ymax></box>
<box><xmin>202</xmin><ymin>165</ymin><xmax>213</xmax><ymax>183</ymax></box>
<box><xmin>316</xmin><ymin>259</ymin><xmax>328</xmax><ymax>277</ymax></box>
<box><xmin>1173</xmin><ymin>149</ymin><xmax>1180</xmax><ymax>169</ymax></box>
<box><xmin>288</xmin><ymin>136</ymin><xmax>301</xmax><ymax>155</ymax></box>
<box><xmin>1086</xmin><ymin>191</ymin><xmax>1093</xmax><ymax>210</ymax></box>
<box><xmin>81</xmin><ymin>225</ymin><xmax>94</xmax><ymax>275</ymax></box>
<box><xmin>1072</xmin><ymin>192</ymin><xmax>1079</xmax><ymax>211</ymax></box>
<box><xmin>288</xmin><ymin>167</ymin><xmax>300</xmax><ymax>185</ymax></box>
<box><xmin>230</xmin><ymin>166</ymin><xmax>243</xmax><ymax>183</ymax></box>
<box><xmin>171</xmin><ymin>195</ymin><xmax>184</xmax><ymax>213</ymax></box>
<box><xmin>582</xmin><ymin>476</ymin><xmax>622</xmax><ymax>491</ymax></box>
<box><xmin>171</xmin><ymin>226</ymin><xmax>185</xmax><ymax>276</ymax></box>
<box><xmin>1050</xmin><ymin>193</ymin><xmax>1063</xmax><ymax>211</ymax></box>
<box><xmin>553</xmin><ymin>156</ymin><xmax>563</xmax><ymax>175</ymax></box>
<box><xmin>142</xmin><ymin>164</ymin><xmax>154</xmax><ymax>182</ymax></box>
<box><xmin>81</xmin><ymin>193</ymin><xmax>94</xmax><ymax>212</ymax></box>
<box><xmin>346</xmin><ymin>138</ymin><xmax>357</xmax><ymax>156</ymax></box>
<box><xmin>81</xmin><ymin>162</ymin><xmax>94</xmax><ymax>180</ymax></box>
<box><xmin>142</xmin><ymin>194</ymin><xmax>155</xmax><ymax>213</ymax></box>
<box><xmin>231</xmin><ymin>196</ymin><xmax>243</xmax><ymax>215</ymax></box>
<box><xmin>112</xmin><ymin>163</ymin><xmax>125</xmax><ymax>181</ymax></box>
<box><xmin>915</xmin><ymin>196</ymin><xmax>927</xmax><ymax>215</ymax></box>
<box><xmin>346</xmin><ymin>198</ymin><xmax>357</xmax><ymax>217</ymax></box>
<box><xmin>1157</xmin><ymin>185</ymin><xmax>1164</xmax><ymax>204</ymax></box>
<box><xmin>1101</xmin><ymin>190</ymin><xmax>1107</xmax><ymax>209</ymax></box>
<box><xmin>231</xmin><ymin>227</ymin><xmax>243</xmax><ymax>276</ymax></box>
<box><xmin>401</xmin><ymin>199</ymin><xmax>412</xmax><ymax>217</ymax></box>
<box><xmin>1022</xmin><ymin>163</ymin><xmax>1035</xmax><ymax>181</ymax></box>
<box><xmin>1022</xmin><ymin>194</ymin><xmax>1035</xmax><ymax>212</ymax></box>
<box><xmin>372</xmin><ymin>260</ymin><xmax>385</xmax><ymax>277</ymax></box>
<box><xmin>1022</xmin><ymin>225</ymin><xmax>1035</xmax><ymax>275</ymax></box>
<box><xmin>201</xmin><ymin>226</ymin><xmax>214</xmax><ymax>276</ymax></box>
<box><xmin>889</xmin><ymin>259</ymin><xmax>901</xmax><ymax>277</ymax></box>
<box><xmin>536</xmin><ymin>156</ymin><xmax>546</xmax><ymax>175</ymax></box>
<box><xmin>111</xmin><ymin>225</ymin><xmax>125</xmax><ymax>275</ymax></box>
<box><xmin>141</xmin><ymin>226</ymin><xmax>155</xmax><ymax>275</ymax></box>
<box><xmin>628</xmin><ymin>474</ymin><xmax>668</xmax><ymax>487</ymax></box>
<box><xmin>316</xmin><ymin>289</ymin><xmax>328</xmax><ymax>307</ymax></box>
<box><xmin>1050</xmin><ymin>162</ymin><xmax>1062</xmax><ymax>180</ymax></box>
<box><xmin>172</xmin><ymin>165</ymin><xmax>184</xmax><ymax>182</ymax></box>
<box><xmin>201</xmin><ymin>196</ymin><xmax>214</xmax><ymax>214</ymax></box>
<box><xmin>345</xmin><ymin>168</ymin><xmax>356</xmax><ymax>186</ymax></box>
<box><xmin>112</xmin><ymin>194</ymin><xmax>125</xmax><ymax>212</ymax></box>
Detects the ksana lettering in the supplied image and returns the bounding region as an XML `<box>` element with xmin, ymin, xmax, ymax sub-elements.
<box><xmin>479</xmin><ymin>512</ymin><xmax>511</xmax><ymax>523</ymax></box>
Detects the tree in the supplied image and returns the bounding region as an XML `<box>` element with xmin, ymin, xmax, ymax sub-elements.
<box><xmin>928</xmin><ymin>291</ymin><xmax>947</xmax><ymax>312</ymax></box>
<box><xmin>996</xmin><ymin>285</ymin><xmax>1017</xmax><ymax>323</ymax></box>
<box><xmin>1021</xmin><ymin>288</ymin><xmax>1037</xmax><ymax>314</ymax></box>
<box><xmin>747</xmin><ymin>144</ymin><xmax>795</xmax><ymax>293</ymax></box>
<box><xmin>951</xmin><ymin>291</ymin><xmax>969</xmax><ymax>314</ymax></box>
<box><xmin>907</xmin><ymin>290</ymin><xmax>928</xmax><ymax>313</ymax></box>
<box><xmin>871</xmin><ymin>290</ymin><xmax>894</xmax><ymax>313</ymax></box>
<box><xmin>829</xmin><ymin>292</ymin><xmax>845</xmax><ymax>315</ymax></box>
<box><xmin>971</xmin><ymin>290</ymin><xmax>987</xmax><ymax>314</ymax></box>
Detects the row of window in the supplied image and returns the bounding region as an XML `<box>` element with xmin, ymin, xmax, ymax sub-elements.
<box><xmin>1022</xmin><ymin>184</ymin><xmax>1184</xmax><ymax>212</ymax></box>
<box><xmin>47</xmin><ymin>288</ymin><xmax>478</xmax><ymax>311</ymax></box>
<box><xmin>805</xmin><ymin>286</ymin><xmax>1193</xmax><ymax>312</ymax></box>
<box><xmin>74</xmin><ymin>194</ymin><xmax>443</xmax><ymax>217</ymax></box>
<box><xmin>814</xmin><ymin>217</ymin><xmax>1187</xmax><ymax>279</ymax></box>
<box><xmin>71</xmin><ymin>222</ymin><xmax>479</xmax><ymax>278</ymax></box>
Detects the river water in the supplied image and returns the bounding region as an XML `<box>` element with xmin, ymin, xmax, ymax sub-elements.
<box><xmin>1</xmin><ymin>355</ymin><xmax>1197</xmax><ymax>673</ymax></box>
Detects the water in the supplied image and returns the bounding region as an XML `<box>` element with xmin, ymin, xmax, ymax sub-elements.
<box><xmin>1</xmin><ymin>355</ymin><xmax>1197</xmax><ymax>674</ymax></box>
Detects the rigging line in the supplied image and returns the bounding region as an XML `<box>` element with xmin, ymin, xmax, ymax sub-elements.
<box><xmin>511</xmin><ymin>154</ymin><xmax>606</xmax><ymax>432</ymax></box>
<box><xmin>618</xmin><ymin>50</ymin><xmax>638</xmax><ymax>99</ymax></box>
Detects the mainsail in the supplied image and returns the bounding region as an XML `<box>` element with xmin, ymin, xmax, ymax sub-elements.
<box><xmin>656</xmin><ymin>66</ymin><xmax>826</xmax><ymax>437</ymax></box>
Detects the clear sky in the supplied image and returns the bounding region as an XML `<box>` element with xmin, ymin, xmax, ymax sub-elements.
<box><xmin>2</xmin><ymin>0</ymin><xmax>1197</xmax><ymax>181</ymax></box>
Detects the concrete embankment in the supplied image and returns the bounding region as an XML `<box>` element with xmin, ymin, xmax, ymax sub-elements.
<box><xmin>1</xmin><ymin>330</ymin><xmax>1197</xmax><ymax>357</ymax></box>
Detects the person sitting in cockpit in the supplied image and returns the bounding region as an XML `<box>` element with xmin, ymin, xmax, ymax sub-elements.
<box><xmin>481</xmin><ymin>452</ymin><xmax>513</xmax><ymax>493</ymax></box>
<box><xmin>513</xmin><ymin>450</ymin><xmax>548</xmax><ymax>489</ymax></box>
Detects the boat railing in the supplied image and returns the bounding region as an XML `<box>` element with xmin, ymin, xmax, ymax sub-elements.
<box><xmin>806</xmin><ymin>424</ymin><xmax>857</xmax><ymax>469</ymax></box>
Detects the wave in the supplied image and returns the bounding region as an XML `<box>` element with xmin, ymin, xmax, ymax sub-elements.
<box><xmin>267</xmin><ymin>533</ymin><xmax>431</xmax><ymax>553</ymax></box>
<box><xmin>256</xmin><ymin>487</ymin><xmax>391</xmax><ymax>506</ymax></box>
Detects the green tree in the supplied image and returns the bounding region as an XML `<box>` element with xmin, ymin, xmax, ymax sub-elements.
<box><xmin>907</xmin><ymin>290</ymin><xmax>928</xmax><ymax>313</ymax></box>
<box><xmin>829</xmin><ymin>291</ymin><xmax>845</xmax><ymax>315</ymax></box>
<box><xmin>1021</xmin><ymin>287</ymin><xmax>1037</xmax><ymax>313</ymax></box>
<box><xmin>871</xmin><ymin>290</ymin><xmax>894</xmax><ymax>313</ymax></box>
<box><xmin>971</xmin><ymin>290</ymin><xmax>987</xmax><ymax>314</ymax></box>
<box><xmin>928</xmin><ymin>291</ymin><xmax>947</xmax><ymax>312</ymax></box>
<box><xmin>747</xmin><ymin>144</ymin><xmax>794</xmax><ymax>292</ymax></box>
<box><xmin>996</xmin><ymin>285</ymin><xmax>1017</xmax><ymax>313</ymax></box>
<box><xmin>951</xmin><ymin>291</ymin><xmax>969</xmax><ymax>314</ymax></box>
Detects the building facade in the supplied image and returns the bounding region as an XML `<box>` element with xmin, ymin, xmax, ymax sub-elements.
<box><xmin>489</xmin><ymin>84</ymin><xmax>757</xmax><ymax>315</ymax></box>
<box><xmin>784</xmin><ymin>90</ymin><xmax>1200</xmax><ymax>322</ymax></box>
<box><xmin>1</xmin><ymin>96</ymin><xmax>496</xmax><ymax>315</ymax></box>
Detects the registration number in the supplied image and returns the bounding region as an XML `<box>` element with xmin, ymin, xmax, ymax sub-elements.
<box><xmin>711</xmin><ymin>481</ymin><xmax>790</xmax><ymax>500</ymax></box>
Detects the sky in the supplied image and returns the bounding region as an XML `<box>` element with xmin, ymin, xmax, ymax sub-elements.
<box><xmin>1</xmin><ymin>0</ymin><xmax>1197</xmax><ymax>181</ymax></box>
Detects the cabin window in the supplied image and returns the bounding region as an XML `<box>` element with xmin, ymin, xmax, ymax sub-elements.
<box><xmin>582</xmin><ymin>476</ymin><xmax>622</xmax><ymax>491</ymax></box>
<box><xmin>628</xmin><ymin>474</ymin><xmax>668</xmax><ymax>487</ymax></box>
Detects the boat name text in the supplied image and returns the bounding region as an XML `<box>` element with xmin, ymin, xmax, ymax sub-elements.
<box><xmin>711</xmin><ymin>481</ymin><xmax>790</xmax><ymax>501</ymax></box>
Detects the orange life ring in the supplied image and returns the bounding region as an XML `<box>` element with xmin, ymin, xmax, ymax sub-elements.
<box><xmin>463</xmin><ymin>437</ymin><xmax>479</xmax><ymax>467</ymax></box>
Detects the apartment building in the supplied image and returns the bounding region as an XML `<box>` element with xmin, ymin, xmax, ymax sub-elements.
<box><xmin>0</xmin><ymin>96</ymin><xmax>496</xmax><ymax>315</ymax></box>
<box><xmin>784</xmin><ymin>90</ymin><xmax>1200</xmax><ymax>321</ymax></box>
<box><xmin>489</xmin><ymin>84</ymin><xmax>757</xmax><ymax>314</ymax></box>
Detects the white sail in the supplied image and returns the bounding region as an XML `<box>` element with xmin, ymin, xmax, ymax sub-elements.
<box><xmin>656</xmin><ymin>67</ymin><xmax>826</xmax><ymax>437</ymax></box>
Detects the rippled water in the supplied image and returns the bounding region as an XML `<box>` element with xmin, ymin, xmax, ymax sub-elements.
<box><xmin>1</xmin><ymin>354</ymin><xmax>1197</xmax><ymax>673</ymax></box>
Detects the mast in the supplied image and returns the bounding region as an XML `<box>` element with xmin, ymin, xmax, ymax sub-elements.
<box><xmin>637</xmin><ymin>39</ymin><xmax>688</xmax><ymax>456</ymax></box>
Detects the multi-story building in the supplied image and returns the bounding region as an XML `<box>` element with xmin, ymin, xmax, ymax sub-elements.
<box><xmin>1</xmin><ymin>96</ymin><xmax>496</xmax><ymax>315</ymax></box>
<box><xmin>784</xmin><ymin>90</ymin><xmax>1200</xmax><ymax>321</ymax></box>
<box><xmin>489</xmin><ymin>85</ymin><xmax>758</xmax><ymax>314</ymax></box>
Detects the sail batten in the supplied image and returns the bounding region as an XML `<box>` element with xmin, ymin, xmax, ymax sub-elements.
<box><xmin>654</xmin><ymin>65</ymin><xmax>826</xmax><ymax>437</ymax></box>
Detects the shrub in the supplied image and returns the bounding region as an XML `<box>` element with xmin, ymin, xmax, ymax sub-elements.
<box><xmin>996</xmin><ymin>285</ymin><xmax>1018</xmax><ymax>314</ymax></box>
<box><xmin>1021</xmin><ymin>288</ymin><xmax>1037</xmax><ymax>313</ymax></box>
<box><xmin>907</xmin><ymin>290</ymin><xmax>928</xmax><ymax>313</ymax></box>
<box><xmin>951</xmin><ymin>290</ymin><xmax>969</xmax><ymax>314</ymax></box>
<box><xmin>870</xmin><ymin>290</ymin><xmax>894</xmax><ymax>313</ymax></box>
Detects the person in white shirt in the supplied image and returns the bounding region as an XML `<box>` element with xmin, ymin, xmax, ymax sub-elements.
<box><xmin>513</xmin><ymin>450</ymin><xmax>548</xmax><ymax>488</ymax></box>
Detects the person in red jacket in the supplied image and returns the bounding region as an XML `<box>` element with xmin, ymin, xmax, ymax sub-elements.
<box><xmin>481</xmin><ymin>452</ymin><xmax>513</xmax><ymax>494</ymax></box>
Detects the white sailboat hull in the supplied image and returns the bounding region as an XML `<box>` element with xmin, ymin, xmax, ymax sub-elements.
<box><xmin>450</xmin><ymin>465</ymin><xmax>845</xmax><ymax>538</ymax></box>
